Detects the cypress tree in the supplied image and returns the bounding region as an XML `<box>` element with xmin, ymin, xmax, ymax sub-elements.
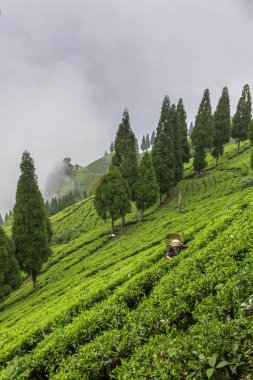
<box><xmin>141</xmin><ymin>135</ymin><xmax>146</xmax><ymax>151</ymax></box>
<box><xmin>152</xmin><ymin>95</ymin><xmax>175</xmax><ymax>202</ymax></box>
<box><xmin>94</xmin><ymin>168</ymin><xmax>131</xmax><ymax>233</ymax></box>
<box><xmin>193</xmin><ymin>145</ymin><xmax>206</xmax><ymax>173</ymax></box>
<box><xmin>150</xmin><ymin>130</ymin><xmax>155</xmax><ymax>146</ymax></box>
<box><xmin>212</xmin><ymin>87</ymin><xmax>231</xmax><ymax>164</ymax></box>
<box><xmin>145</xmin><ymin>134</ymin><xmax>150</xmax><ymax>150</ymax></box>
<box><xmin>251</xmin><ymin>150</ymin><xmax>253</xmax><ymax>171</ymax></box>
<box><xmin>188</xmin><ymin>122</ymin><xmax>194</xmax><ymax>138</ymax></box>
<box><xmin>232</xmin><ymin>84</ymin><xmax>252</xmax><ymax>153</ymax></box>
<box><xmin>110</xmin><ymin>141</ymin><xmax>114</xmax><ymax>153</ymax></box>
<box><xmin>0</xmin><ymin>227</ymin><xmax>20</xmax><ymax>299</ymax></box>
<box><xmin>191</xmin><ymin>89</ymin><xmax>213</xmax><ymax>173</ymax></box>
<box><xmin>12</xmin><ymin>151</ymin><xmax>52</xmax><ymax>288</ymax></box>
<box><xmin>0</xmin><ymin>213</ymin><xmax>4</xmax><ymax>226</ymax></box>
<box><xmin>134</xmin><ymin>152</ymin><xmax>159</xmax><ymax>219</ymax></box>
<box><xmin>135</xmin><ymin>138</ymin><xmax>139</xmax><ymax>152</ymax></box>
<box><xmin>176</xmin><ymin>98</ymin><xmax>190</xmax><ymax>163</ymax></box>
<box><xmin>111</xmin><ymin>109</ymin><xmax>138</xmax><ymax>197</ymax></box>
<box><xmin>171</xmin><ymin>104</ymin><xmax>183</xmax><ymax>183</ymax></box>
<box><xmin>248</xmin><ymin>120</ymin><xmax>253</xmax><ymax>145</ymax></box>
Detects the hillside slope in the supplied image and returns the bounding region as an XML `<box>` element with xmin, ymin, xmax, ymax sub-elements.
<box><xmin>61</xmin><ymin>153</ymin><xmax>113</xmax><ymax>196</ymax></box>
<box><xmin>0</xmin><ymin>142</ymin><xmax>253</xmax><ymax>379</ymax></box>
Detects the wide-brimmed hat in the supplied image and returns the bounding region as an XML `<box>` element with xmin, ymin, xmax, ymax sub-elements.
<box><xmin>171</xmin><ymin>239</ymin><xmax>182</xmax><ymax>247</ymax></box>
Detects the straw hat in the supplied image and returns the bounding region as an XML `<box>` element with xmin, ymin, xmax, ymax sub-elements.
<box><xmin>171</xmin><ymin>239</ymin><xmax>182</xmax><ymax>247</ymax></box>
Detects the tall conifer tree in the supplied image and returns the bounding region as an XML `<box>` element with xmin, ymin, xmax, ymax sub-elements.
<box><xmin>191</xmin><ymin>89</ymin><xmax>213</xmax><ymax>172</ymax></box>
<box><xmin>176</xmin><ymin>98</ymin><xmax>190</xmax><ymax>163</ymax></box>
<box><xmin>12</xmin><ymin>152</ymin><xmax>52</xmax><ymax>288</ymax></box>
<box><xmin>151</xmin><ymin>130</ymin><xmax>155</xmax><ymax>145</ymax></box>
<box><xmin>212</xmin><ymin>87</ymin><xmax>231</xmax><ymax>164</ymax></box>
<box><xmin>188</xmin><ymin>122</ymin><xmax>194</xmax><ymax>137</ymax></box>
<box><xmin>145</xmin><ymin>134</ymin><xmax>150</xmax><ymax>150</ymax></box>
<box><xmin>171</xmin><ymin>104</ymin><xmax>183</xmax><ymax>182</ymax></box>
<box><xmin>141</xmin><ymin>135</ymin><xmax>146</xmax><ymax>151</ymax></box>
<box><xmin>111</xmin><ymin>109</ymin><xmax>138</xmax><ymax>197</ymax></box>
<box><xmin>134</xmin><ymin>152</ymin><xmax>159</xmax><ymax>219</ymax></box>
<box><xmin>0</xmin><ymin>213</ymin><xmax>3</xmax><ymax>226</ymax></box>
<box><xmin>0</xmin><ymin>227</ymin><xmax>20</xmax><ymax>299</ymax></box>
<box><xmin>152</xmin><ymin>96</ymin><xmax>175</xmax><ymax>202</ymax></box>
<box><xmin>232</xmin><ymin>84</ymin><xmax>252</xmax><ymax>153</ymax></box>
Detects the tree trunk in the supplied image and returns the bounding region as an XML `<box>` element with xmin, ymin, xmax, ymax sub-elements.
<box><xmin>111</xmin><ymin>217</ymin><xmax>115</xmax><ymax>235</ymax></box>
<box><xmin>32</xmin><ymin>271</ymin><xmax>37</xmax><ymax>288</ymax></box>
<box><xmin>237</xmin><ymin>139</ymin><xmax>240</xmax><ymax>154</ymax></box>
<box><xmin>121</xmin><ymin>214</ymin><xmax>125</xmax><ymax>229</ymax></box>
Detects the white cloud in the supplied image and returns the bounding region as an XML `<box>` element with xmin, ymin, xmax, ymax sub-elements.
<box><xmin>0</xmin><ymin>0</ymin><xmax>253</xmax><ymax>213</ymax></box>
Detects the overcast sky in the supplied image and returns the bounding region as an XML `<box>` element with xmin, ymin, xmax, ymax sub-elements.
<box><xmin>0</xmin><ymin>0</ymin><xmax>253</xmax><ymax>214</ymax></box>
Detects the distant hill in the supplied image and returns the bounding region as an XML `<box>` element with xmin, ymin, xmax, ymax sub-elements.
<box><xmin>56</xmin><ymin>153</ymin><xmax>113</xmax><ymax>197</ymax></box>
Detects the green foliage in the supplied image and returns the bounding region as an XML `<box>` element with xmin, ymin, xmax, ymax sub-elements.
<box><xmin>111</xmin><ymin>109</ymin><xmax>138</xmax><ymax>196</ymax></box>
<box><xmin>12</xmin><ymin>151</ymin><xmax>52</xmax><ymax>287</ymax></box>
<box><xmin>134</xmin><ymin>152</ymin><xmax>159</xmax><ymax>218</ymax></box>
<box><xmin>177</xmin><ymin>98</ymin><xmax>190</xmax><ymax>163</ymax></box>
<box><xmin>150</xmin><ymin>130</ymin><xmax>155</xmax><ymax>146</ymax></box>
<box><xmin>232</xmin><ymin>84</ymin><xmax>252</xmax><ymax>152</ymax></box>
<box><xmin>212</xmin><ymin>87</ymin><xmax>231</xmax><ymax>163</ymax></box>
<box><xmin>140</xmin><ymin>135</ymin><xmax>146</xmax><ymax>151</ymax></box>
<box><xmin>188</xmin><ymin>121</ymin><xmax>194</xmax><ymax>137</ymax></box>
<box><xmin>248</xmin><ymin>120</ymin><xmax>253</xmax><ymax>145</ymax></box>
<box><xmin>193</xmin><ymin>145</ymin><xmax>206</xmax><ymax>173</ymax></box>
<box><xmin>239</xmin><ymin>175</ymin><xmax>253</xmax><ymax>189</ymax></box>
<box><xmin>152</xmin><ymin>96</ymin><xmax>175</xmax><ymax>198</ymax></box>
<box><xmin>94</xmin><ymin>168</ymin><xmax>131</xmax><ymax>232</ymax></box>
<box><xmin>1</xmin><ymin>145</ymin><xmax>253</xmax><ymax>379</ymax></box>
<box><xmin>192</xmin><ymin>89</ymin><xmax>213</xmax><ymax>172</ymax></box>
<box><xmin>0</xmin><ymin>227</ymin><xmax>20</xmax><ymax>300</ymax></box>
<box><xmin>172</xmin><ymin>103</ymin><xmax>183</xmax><ymax>182</ymax></box>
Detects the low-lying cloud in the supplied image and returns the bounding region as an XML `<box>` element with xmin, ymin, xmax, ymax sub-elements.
<box><xmin>0</xmin><ymin>0</ymin><xmax>253</xmax><ymax>214</ymax></box>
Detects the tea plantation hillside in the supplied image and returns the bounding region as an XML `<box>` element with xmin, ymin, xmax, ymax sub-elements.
<box><xmin>1</xmin><ymin>142</ymin><xmax>253</xmax><ymax>379</ymax></box>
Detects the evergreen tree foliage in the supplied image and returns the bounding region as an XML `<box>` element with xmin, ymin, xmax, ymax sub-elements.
<box><xmin>135</xmin><ymin>138</ymin><xmax>139</xmax><ymax>152</ymax></box>
<box><xmin>188</xmin><ymin>122</ymin><xmax>194</xmax><ymax>137</ymax></box>
<box><xmin>171</xmin><ymin>104</ymin><xmax>183</xmax><ymax>182</ymax></box>
<box><xmin>0</xmin><ymin>226</ymin><xmax>20</xmax><ymax>299</ymax></box>
<box><xmin>111</xmin><ymin>109</ymin><xmax>138</xmax><ymax>197</ymax></box>
<box><xmin>145</xmin><ymin>134</ymin><xmax>150</xmax><ymax>150</ymax></box>
<box><xmin>0</xmin><ymin>213</ymin><xmax>4</xmax><ymax>226</ymax></box>
<box><xmin>251</xmin><ymin>150</ymin><xmax>253</xmax><ymax>171</ymax></box>
<box><xmin>110</xmin><ymin>142</ymin><xmax>114</xmax><ymax>153</ymax></box>
<box><xmin>45</xmin><ymin>187</ymin><xmax>85</xmax><ymax>217</ymax></box>
<box><xmin>232</xmin><ymin>84</ymin><xmax>252</xmax><ymax>153</ymax></box>
<box><xmin>212</xmin><ymin>87</ymin><xmax>231</xmax><ymax>164</ymax></box>
<box><xmin>176</xmin><ymin>98</ymin><xmax>190</xmax><ymax>163</ymax></box>
<box><xmin>12</xmin><ymin>151</ymin><xmax>52</xmax><ymax>288</ymax></box>
<box><xmin>94</xmin><ymin>168</ymin><xmax>131</xmax><ymax>233</ymax></box>
<box><xmin>150</xmin><ymin>130</ymin><xmax>155</xmax><ymax>146</ymax></box>
<box><xmin>141</xmin><ymin>135</ymin><xmax>146</xmax><ymax>151</ymax></box>
<box><xmin>152</xmin><ymin>96</ymin><xmax>175</xmax><ymax>201</ymax></box>
<box><xmin>191</xmin><ymin>89</ymin><xmax>213</xmax><ymax>172</ymax></box>
<box><xmin>193</xmin><ymin>145</ymin><xmax>206</xmax><ymax>173</ymax></box>
<box><xmin>134</xmin><ymin>152</ymin><xmax>159</xmax><ymax>219</ymax></box>
<box><xmin>248</xmin><ymin>120</ymin><xmax>253</xmax><ymax>145</ymax></box>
